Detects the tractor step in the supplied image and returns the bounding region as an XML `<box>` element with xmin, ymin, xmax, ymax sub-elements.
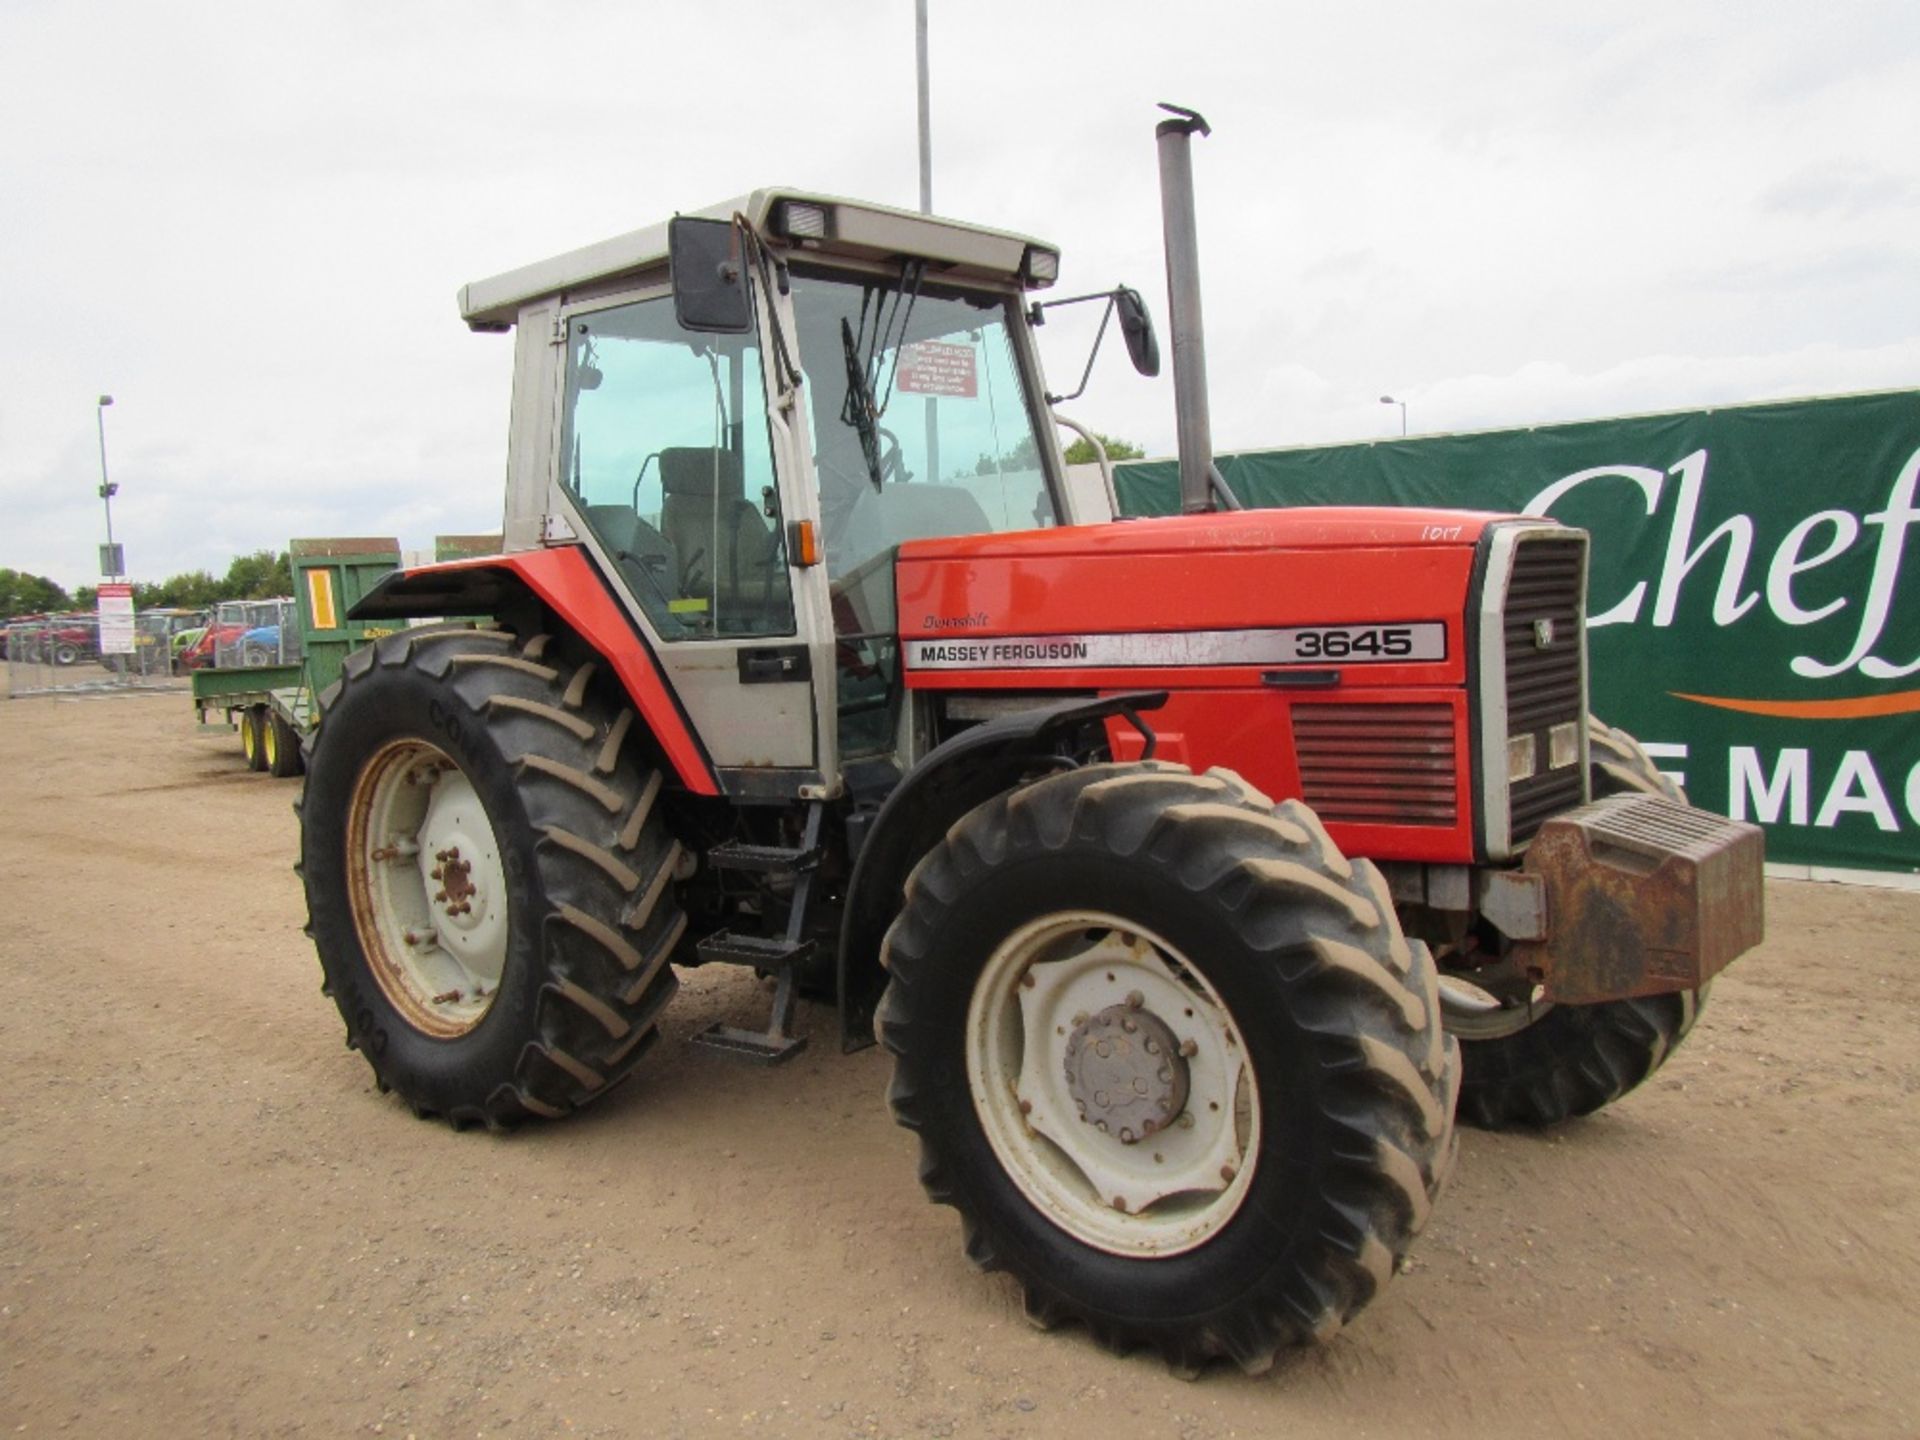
<box><xmin>689</xmin><ymin>1019</ymin><xmax>808</xmax><ymax>1066</ymax></box>
<box><xmin>689</xmin><ymin>801</ymin><xmax>823</xmax><ymax>1067</ymax></box>
<box><xmin>706</xmin><ymin>840</ymin><xmax>821</xmax><ymax>874</ymax></box>
<box><xmin>695</xmin><ymin>929</ymin><xmax>817</xmax><ymax>969</ymax></box>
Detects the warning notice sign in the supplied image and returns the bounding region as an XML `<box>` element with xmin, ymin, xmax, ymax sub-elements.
<box><xmin>97</xmin><ymin>582</ymin><xmax>135</xmax><ymax>655</ymax></box>
<box><xmin>895</xmin><ymin>341</ymin><xmax>977</xmax><ymax>398</ymax></box>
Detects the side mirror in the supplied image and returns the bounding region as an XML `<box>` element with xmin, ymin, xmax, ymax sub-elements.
<box><xmin>668</xmin><ymin>217</ymin><xmax>753</xmax><ymax>334</ymax></box>
<box><xmin>1115</xmin><ymin>287</ymin><xmax>1160</xmax><ymax>377</ymax></box>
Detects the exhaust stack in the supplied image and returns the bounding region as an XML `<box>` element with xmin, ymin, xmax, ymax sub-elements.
<box><xmin>1155</xmin><ymin>103</ymin><xmax>1215</xmax><ymax>516</ymax></box>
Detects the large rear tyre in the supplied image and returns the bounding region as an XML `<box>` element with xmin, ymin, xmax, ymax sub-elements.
<box><xmin>1453</xmin><ymin>717</ymin><xmax>1707</xmax><ymax>1128</ymax></box>
<box><xmin>299</xmin><ymin>628</ymin><xmax>683</xmax><ymax>1129</ymax></box>
<box><xmin>880</xmin><ymin>762</ymin><xmax>1459</xmax><ymax>1373</ymax></box>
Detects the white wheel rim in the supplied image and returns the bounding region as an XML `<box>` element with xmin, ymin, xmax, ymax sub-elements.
<box><xmin>346</xmin><ymin>739</ymin><xmax>511</xmax><ymax>1038</ymax></box>
<box><xmin>964</xmin><ymin>911</ymin><xmax>1259</xmax><ymax>1258</ymax></box>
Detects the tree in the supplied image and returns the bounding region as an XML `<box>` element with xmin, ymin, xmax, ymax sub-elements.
<box><xmin>0</xmin><ymin>569</ymin><xmax>74</xmax><ymax>618</ymax></box>
<box><xmin>1062</xmin><ymin>432</ymin><xmax>1145</xmax><ymax>466</ymax></box>
<box><xmin>222</xmin><ymin>550</ymin><xmax>293</xmax><ymax>599</ymax></box>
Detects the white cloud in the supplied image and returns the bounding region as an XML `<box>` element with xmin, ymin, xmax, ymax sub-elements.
<box><xmin>2</xmin><ymin>0</ymin><xmax>1916</xmax><ymax>589</ymax></box>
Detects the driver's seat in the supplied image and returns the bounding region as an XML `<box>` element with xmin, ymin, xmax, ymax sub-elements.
<box><xmin>658</xmin><ymin>447</ymin><xmax>777</xmax><ymax>620</ymax></box>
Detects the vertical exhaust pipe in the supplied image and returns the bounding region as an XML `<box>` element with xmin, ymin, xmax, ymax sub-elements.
<box><xmin>1156</xmin><ymin>103</ymin><xmax>1216</xmax><ymax>515</ymax></box>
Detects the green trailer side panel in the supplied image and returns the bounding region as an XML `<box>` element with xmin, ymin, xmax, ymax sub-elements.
<box><xmin>289</xmin><ymin>537</ymin><xmax>404</xmax><ymax>700</ymax></box>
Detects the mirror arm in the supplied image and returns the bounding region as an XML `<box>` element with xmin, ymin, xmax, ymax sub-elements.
<box><xmin>1041</xmin><ymin>295</ymin><xmax>1117</xmax><ymax>406</ymax></box>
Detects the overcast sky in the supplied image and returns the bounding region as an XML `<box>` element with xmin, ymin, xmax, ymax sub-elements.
<box><xmin>3</xmin><ymin>0</ymin><xmax>1916</xmax><ymax>591</ymax></box>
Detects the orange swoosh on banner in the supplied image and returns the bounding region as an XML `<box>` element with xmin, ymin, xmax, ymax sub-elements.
<box><xmin>1671</xmin><ymin>689</ymin><xmax>1920</xmax><ymax>719</ymax></box>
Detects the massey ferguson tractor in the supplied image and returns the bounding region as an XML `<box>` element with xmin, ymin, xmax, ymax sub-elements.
<box><xmin>300</xmin><ymin>107</ymin><xmax>1766</xmax><ymax>1372</ymax></box>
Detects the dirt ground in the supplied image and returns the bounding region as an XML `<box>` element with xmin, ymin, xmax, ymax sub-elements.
<box><xmin>2</xmin><ymin>680</ymin><xmax>1917</xmax><ymax>1440</ymax></box>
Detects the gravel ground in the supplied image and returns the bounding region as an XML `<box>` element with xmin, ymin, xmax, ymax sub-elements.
<box><xmin>2</xmin><ymin>681</ymin><xmax>1917</xmax><ymax>1438</ymax></box>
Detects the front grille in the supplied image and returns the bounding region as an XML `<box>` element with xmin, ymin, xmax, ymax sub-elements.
<box><xmin>1293</xmin><ymin>703</ymin><xmax>1458</xmax><ymax>826</ymax></box>
<box><xmin>1501</xmin><ymin>536</ymin><xmax>1586</xmax><ymax>843</ymax></box>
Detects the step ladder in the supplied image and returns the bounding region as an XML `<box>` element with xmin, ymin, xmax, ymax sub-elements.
<box><xmin>687</xmin><ymin>803</ymin><xmax>824</xmax><ymax>1065</ymax></box>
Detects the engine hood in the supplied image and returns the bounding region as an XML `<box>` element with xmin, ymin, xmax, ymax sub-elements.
<box><xmin>894</xmin><ymin>508</ymin><xmax>1514</xmax><ymax>684</ymax></box>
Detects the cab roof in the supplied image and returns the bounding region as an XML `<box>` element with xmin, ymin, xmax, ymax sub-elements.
<box><xmin>457</xmin><ymin>188</ymin><xmax>1057</xmax><ymax>332</ymax></box>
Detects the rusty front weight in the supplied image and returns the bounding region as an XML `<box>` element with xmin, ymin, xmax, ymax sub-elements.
<box><xmin>1511</xmin><ymin>795</ymin><xmax>1766</xmax><ymax>1006</ymax></box>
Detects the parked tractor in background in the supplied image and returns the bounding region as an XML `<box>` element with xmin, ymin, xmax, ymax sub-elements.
<box><xmin>298</xmin><ymin>108</ymin><xmax>1765</xmax><ymax>1372</ymax></box>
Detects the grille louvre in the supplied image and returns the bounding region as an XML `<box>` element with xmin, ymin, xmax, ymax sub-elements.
<box><xmin>1501</xmin><ymin>536</ymin><xmax>1586</xmax><ymax>842</ymax></box>
<box><xmin>1294</xmin><ymin>703</ymin><xmax>1457</xmax><ymax>827</ymax></box>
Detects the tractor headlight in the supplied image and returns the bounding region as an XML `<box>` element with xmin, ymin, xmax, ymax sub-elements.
<box><xmin>1507</xmin><ymin>733</ymin><xmax>1538</xmax><ymax>783</ymax></box>
<box><xmin>1548</xmin><ymin>720</ymin><xmax>1581</xmax><ymax>771</ymax></box>
<box><xmin>1021</xmin><ymin>245</ymin><xmax>1060</xmax><ymax>288</ymax></box>
<box><xmin>773</xmin><ymin>200</ymin><xmax>833</xmax><ymax>242</ymax></box>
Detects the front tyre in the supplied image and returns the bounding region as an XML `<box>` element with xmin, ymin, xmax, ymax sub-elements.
<box><xmin>880</xmin><ymin>763</ymin><xmax>1459</xmax><ymax>1373</ymax></box>
<box><xmin>299</xmin><ymin>628</ymin><xmax>683</xmax><ymax>1128</ymax></box>
<box><xmin>1452</xmin><ymin>716</ymin><xmax>1706</xmax><ymax>1128</ymax></box>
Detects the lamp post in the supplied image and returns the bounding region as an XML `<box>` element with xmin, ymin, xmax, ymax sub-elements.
<box><xmin>96</xmin><ymin>395</ymin><xmax>123</xmax><ymax>577</ymax></box>
<box><xmin>1379</xmin><ymin>394</ymin><xmax>1407</xmax><ymax>437</ymax></box>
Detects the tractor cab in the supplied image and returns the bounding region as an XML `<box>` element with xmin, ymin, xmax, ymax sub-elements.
<box><xmin>444</xmin><ymin>190</ymin><xmax>1110</xmax><ymax>801</ymax></box>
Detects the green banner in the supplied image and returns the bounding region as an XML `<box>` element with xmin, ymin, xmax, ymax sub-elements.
<box><xmin>1116</xmin><ymin>390</ymin><xmax>1920</xmax><ymax>875</ymax></box>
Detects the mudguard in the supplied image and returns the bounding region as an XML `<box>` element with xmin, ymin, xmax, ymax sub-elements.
<box><xmin>834</xmin><ymin>691</ymin><xmax>1167</xmax><ymax>1050</ymax></box>
<box><xmin>351</xmin><ymin>546</ymin><xmax>720</xmax><ymax>796</ymax></box>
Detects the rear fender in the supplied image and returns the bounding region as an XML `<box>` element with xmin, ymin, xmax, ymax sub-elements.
<box><xmin>351</xmin><ymin>546</ymin><xmax>720</xmax><ymax>796</ymax></box>
<box><xmin>835</xmin><ymin>691</ymin><xmax>1167</xmax><ymax>1051</ymax></box>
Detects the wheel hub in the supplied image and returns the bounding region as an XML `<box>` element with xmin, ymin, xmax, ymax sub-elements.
<box><xmin>347</xmin><ymin>740</ymin><xmax>510</xmax><ymax>1038</ymax></box>
<box><xmin>1063</xmin><ymin>1001</ymin><xmax>1189</xmax><ymax>1144</ymax></box>
<box><xmin>431</xmin><ymin>847</ymin><xmax>484</xmax><ymax>930</ymax></box>
<box><xmin>965</xmin><ymin>913</ymin><xmax>1260</xmax><ymax>1257</ymax></box>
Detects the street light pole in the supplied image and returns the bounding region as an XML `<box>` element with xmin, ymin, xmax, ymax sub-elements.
<box><xmin>915</xmin><ymin>0</ymin><xmax>932</xmax><ymax>216</ymax></box>
<box><xmin>96</xmin><ymin>394</ymin><xmax>121</xmax><ymax>575</ymax></box>
<box><xmin>1379</xmin><ymin>394</ymin><xmax>1407</xmax><ymax>437</ymax></box>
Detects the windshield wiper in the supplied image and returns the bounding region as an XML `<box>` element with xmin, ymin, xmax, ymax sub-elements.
<box><xmin>840</xmin><ymin>317</ymin><xmax>886</xmax><ymax>490</ymax></box>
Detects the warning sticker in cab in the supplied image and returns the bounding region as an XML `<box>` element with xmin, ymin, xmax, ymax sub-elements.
<box><xmin>894</xmin><ymin>342</ymin><xmax>978</xmax><ymax>398</ymax></box>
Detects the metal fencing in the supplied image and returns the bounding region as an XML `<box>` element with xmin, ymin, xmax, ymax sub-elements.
<box><xmin>210</xmin><ymin>598</ymin><xmax>301</xmax><ymax>671</ymax></box>
<box><xmin>5</xmin><ymin>608</ymin><xmax>204</xmax><ymax>697</ymax></box>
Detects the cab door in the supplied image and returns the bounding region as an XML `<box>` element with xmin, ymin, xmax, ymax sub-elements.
<box><xmin>549</xmin><ymin>279</ymin><xmax>833</xmax><ymax>797</ymax></box>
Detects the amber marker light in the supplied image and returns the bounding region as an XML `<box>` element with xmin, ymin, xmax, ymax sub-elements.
<box><xmin>790</xmin><ymin>519</ymin><xmax>821</xmax><ymax>567</ymax></box>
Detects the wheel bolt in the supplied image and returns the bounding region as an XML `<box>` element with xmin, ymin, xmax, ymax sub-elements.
<box><xmin>1219</xmin><ymin>1162</ymin><xmax>1237</xmax><ymax>1183</ymax></box>
<box><xmin>434</xmin><ymin>890</ymin><xmax>448</xmax><ymax>903</ymax></box>
<box><xmin>1018</xmin><ymin>1098</ymin><xmax>1032</xmax><ymax>1116</ymax></box>
<box><xmin>1125</xmin><ymin>990</ymin><xmax>1144</xmax><ymax>1009</ymax></box>
<box><xmin>1112</xmin><ymin>1196</ymin><xmax>1128</xmax><ymax>1213</ymax></box>
<box><xmin>1179</xmin><ymin>1038</ymin><xmax>1198</xmax><ymax>1058</ymax></box>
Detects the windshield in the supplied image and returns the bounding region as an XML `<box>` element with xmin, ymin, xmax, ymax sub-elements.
<box><xmin>787</xmin><ymin>269</ymin><xmax>1058</xmax><ymax>583</ymax></box>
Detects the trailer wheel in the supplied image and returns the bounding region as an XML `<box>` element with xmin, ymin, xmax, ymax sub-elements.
<box><xmin>242</xmin><ymin>707</ymin><xmax>268</xmax><ymax>771</ymax></box>
<box><xmin>265</xmin><ymin>710</ymin><xmax>305</xmax><ymax>778</ymax></box>
<box><xmin>299</xmin><ymin>628</ymin><xmax>683</xmax><ymax>1129</ymax></box>
<box><xmin>52</xmin><ymin>642</ymin><xmax>80</xmax><ymax>667</ymax></box>
<box><xmin>880</xmin><ymin>762</ymin><xmax>1459</xmax><ymax>1374</ymax></box>
<box><xmin>1451</xmin><ymin>717</ymin><xmax>1706</xmax><ymax>1128</ymax></box>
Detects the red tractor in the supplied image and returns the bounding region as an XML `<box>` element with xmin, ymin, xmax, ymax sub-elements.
<box><xmin>301</xmin><ymin>110</ymin><xmax>1763</xmax><ymax>1372</ymax></box>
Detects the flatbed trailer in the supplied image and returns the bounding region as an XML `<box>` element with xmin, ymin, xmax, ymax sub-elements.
<box><xmin>191</xmin><ymin>538</ymin><xmax>403</xmax><ymax>777</ymax></box>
